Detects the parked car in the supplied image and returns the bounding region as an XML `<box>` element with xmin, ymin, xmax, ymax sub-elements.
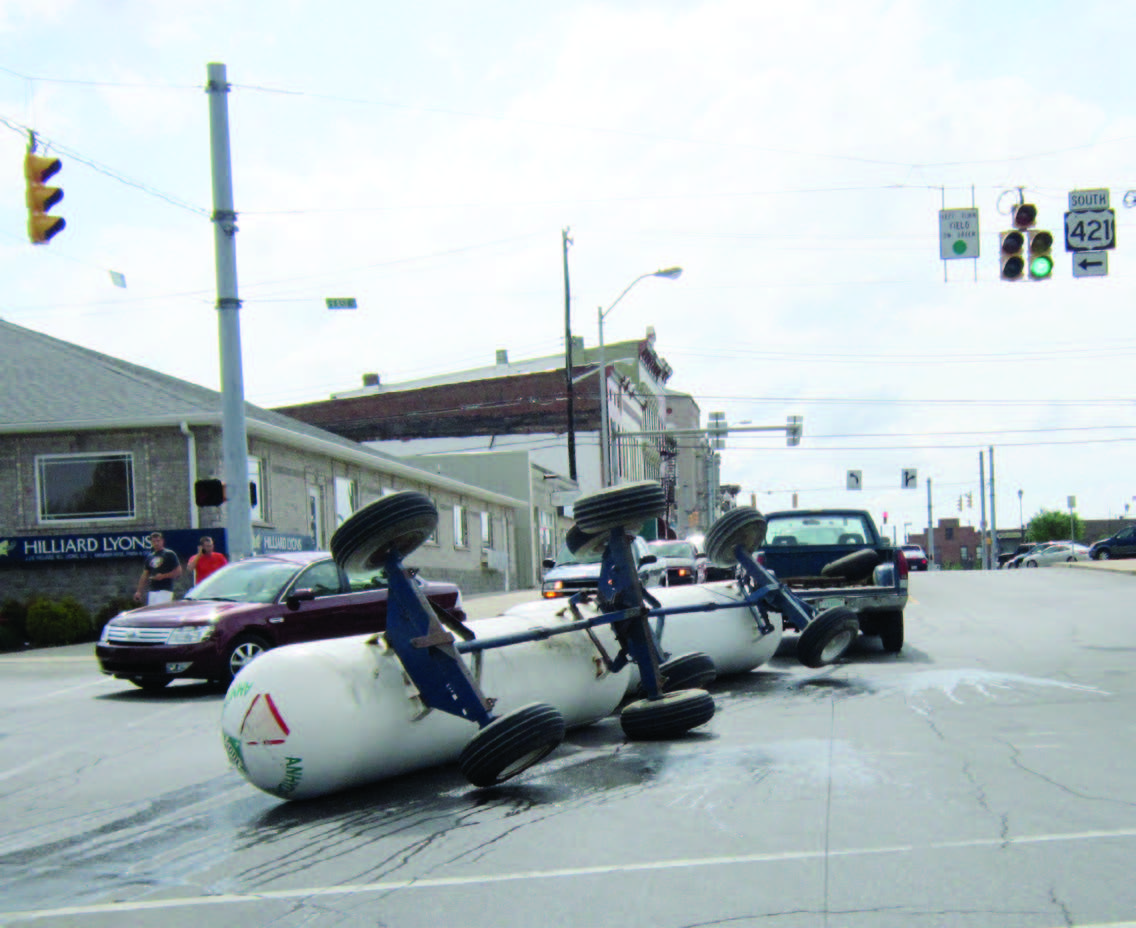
<box><xmin>899</xmin><ymin>544</ymin><xmax>928</xmax><ymax>571</ymax></box>
<box><xmin>1020</xmin><ymin>542</ymin><xmax>1092</xmax><ymax>567</ymax></box>
<box><xmin>96</xmin><ymin>551</ymin><xmax>466</xmax><ymax>690</ymax></box>
<box><xmin>647</xmin><ymin>539</ymin><xmax>699</xmax><ymax>586</ymax></box>
<box><xmin>1004</xmin><ymin>542</ymin><xmax>1055</xmax><ymax>569</ymax></box>
<box><xmin>687</xmin><ymin>533</ymin><xmax>737</xmax><ymax>582</ymax></box>
<box><xmin>1090</xmin><ymin>525</ymin><xmax>1136</xmax><ymax>561</ymax></box>
<box><xmin>999</xmin><ymin>543</ymin><xmax>1038</xmax><ymax>568</ymax></box>
<box><xmin>541</xmin><ymin>535</ymin><xmax>663</xmax><ymax>598</ymax></box>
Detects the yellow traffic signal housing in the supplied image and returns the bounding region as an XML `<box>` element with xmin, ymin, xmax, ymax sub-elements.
<box><xmin>25</xmin><ymin>152</ymin><xmax>65</xmax><ymax>244</ymax></box>
<box><xmin>999</xmin><ymin>230</ymin><xmax>1025</xmax><ymax>281</ymax></box>
<box><xmin>1028</xmin><ymin>229</ymin><xmax>1054</xmax><ymax>280</ymax></box>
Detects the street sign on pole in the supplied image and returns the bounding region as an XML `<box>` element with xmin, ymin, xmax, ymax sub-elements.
<box><xmin>1072</xmin><ymin>251</ymin><xmax>1108</xmax><ymax>278</ymax></box>
<box><xmin>939</xmin><ymin>209</ymin><xmax>980</xmax><ymax>260</ymax></box>
<box><xmin>902</xmin><ymin>468</ymin><xmax>918</xmax><ymax>489</ymax></box>
<box><xmin>1065</xmin><ymin>208</ymin><xmax>1116</xmax><ymax>253</ymax></box>
<box><xmin>1068</xmin><ymin>189</ymin><xmax>1109</xmax><ymax>211</ymax></box>
<box><xmin>847</xmin><ymin>470</ymin><xmax>862</xmax><ymax>491</ymax></box>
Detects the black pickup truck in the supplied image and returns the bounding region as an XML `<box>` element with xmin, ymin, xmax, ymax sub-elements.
<box><xmin>756</xmin><ymin>508</ymin><xmax>909</xmax><ymax>652</ymax></box>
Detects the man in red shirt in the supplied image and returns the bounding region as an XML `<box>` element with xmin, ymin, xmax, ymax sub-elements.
<box><xmin>187</xmin><ymin>536</ymin><xmax>228</xmax><ymax>586</ymax></box>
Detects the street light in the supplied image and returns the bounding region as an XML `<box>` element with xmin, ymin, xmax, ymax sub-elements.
<box><xmin>597</xmin><ymin>266</ymin><xmax>682</xmax><ymax>486</ymax></box>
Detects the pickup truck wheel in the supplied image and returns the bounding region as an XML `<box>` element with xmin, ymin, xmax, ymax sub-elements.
<box><xmin>705</xmin><ymin>508</ymin><xmax>767</xmax><ymax>565</ymax></box>
<box><xmin>620</xmin><ymin>689</ymin><xmax>715</xmax><ymax>740</ymax></box>
<box><xmin>458</xmin><ymin>703</ymin><xmax>566</xmax><ymax>787</ymax></box>
<box><xmin>797</xmin><ymin>607</ymin><xmax>859</xmax><ymax>668</ymax></box>
<box><xmin>648</xmin><ymin>651</ymin><xmax>716</xmax><ymax>694</ymax></box>
<box><xmin>876</xmin><ymin>609</ymin><xmax>904</xmax><ymax>653</ymax></box>
<box><xmin>573</xmin><ymin>481</ymin><xmax>667</xmax><ymax>534</ymax></box>
<box><xmin>331</xmin><ymin>492</ymin><xmax>439</xmax><ymax>572</ymax></box>
<box><xmin>820</xmin><ymin>549</ymin><xmax>880</xmax><ymax>582</ymax></box>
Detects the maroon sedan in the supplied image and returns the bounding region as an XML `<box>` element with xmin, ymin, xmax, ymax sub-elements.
<box><xmin>96</xmin><ymin>551</ymin><xmax>465</xmax><ymax>691</ymax></box>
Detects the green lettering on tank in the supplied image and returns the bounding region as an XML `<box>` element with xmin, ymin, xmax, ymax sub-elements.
<box><xmin>274</xmin><ymin>756</ymin><xmax>303</xmax><ymax>796</ymax></box>
<box><xmin>223</xmin><ymin>679</ymin><xmax>253</xmax><ymax>708</ymax></box>
<box><xmin>222</xmin><ymin>732</ymin><xmax>248</xmax><ymax>775</ymax></box>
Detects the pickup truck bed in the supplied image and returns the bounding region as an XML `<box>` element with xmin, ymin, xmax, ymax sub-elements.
<box><xmin>758</xmin><ymin>509</ymin><xmax>909</xmax><ymax>652</ymax></box>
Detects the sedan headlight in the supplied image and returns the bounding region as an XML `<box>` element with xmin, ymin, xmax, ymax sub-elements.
<box><xmin>166</xmin><ymin>625</ymin><xmax>214</xmax><ymax>645</ymax></box>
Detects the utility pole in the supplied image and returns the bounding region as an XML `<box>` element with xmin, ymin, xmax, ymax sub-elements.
<box><xmin>206</xmin><ymin>62</ymin><xmax>252</xmax><ymax>561</ymax></box>
<box><xmin>926</xmin><ymin>477</ymin><xmax>935</xmax><ymax>566</ymax></box>
<box><xmin>978</xmin><ymin>451</ymin><xmax>988</xmax><ymax>569</ymax></box>
<box><xmin>562</xmin><ymin>228</ymin><xmax>577</xmax><ymax>481</ymax></box>
<box><xmin>988</xmin><ymin>445</ymin><xmax>999</xmax><ymax>564</ymax></box>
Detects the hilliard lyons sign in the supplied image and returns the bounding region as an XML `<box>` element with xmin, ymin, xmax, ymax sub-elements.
<box><xmin>0</xmin><ymin>529</ymin><xmax>224</xmax><ymax>566</ymax></box>
<box><xmin>0</xmin><ymin>528</ymin><xmax>317</xmax><ymax>567</ymax></box>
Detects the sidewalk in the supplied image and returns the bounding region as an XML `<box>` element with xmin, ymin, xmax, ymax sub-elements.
<box><xmin>1058</xmin><ymin>559</ymin><xmax>1136</xmax><ymax>575</ymax></box>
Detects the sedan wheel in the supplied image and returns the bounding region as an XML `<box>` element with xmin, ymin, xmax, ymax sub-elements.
<box><xmin>1026</xmin><ymin>561</ymin><xmax>1038</xmax><ymax>568</ymax></box>
<box><xmin>225</xmin><ymin>635</ymin><xmax>271</xmax><ymax>685</ymax></box>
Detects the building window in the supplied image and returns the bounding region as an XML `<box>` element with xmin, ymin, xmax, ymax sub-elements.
<box><xmin>480</xmin><ymin>511</ymin><xmax>493</xmax><ymax>548</ymax></box>
<box><xmin>37</xmin><ymin>452</ymin><xmax>135</xmax><ymax>523</ymax></box>
<box><xmin>961</xmin><ymin>545</ymin><xmax>969</xmax><ymax>562</ymax></box>
<box><xmin>334</xmin><ymin>476</ymin><xmax>358</xmax><ymax>527</ymax></box>
<box><xmin>453</xmin><ymin>504</ymin><xmax>469</xmax><ymax>548</ymax></box>
<box><xmin>945</xmin><ymin>527</ymin><xmax>955</xmax><ymax>541</ymax></box>
<box><xmin>538</xmin><ymin>508</ymin><xmax>555</xmax><ymax>561</ymax></box>
<box><xmin>248</xmin><ymin>456</ymin><xmax>265</xmax><ymax>522</ymax></box>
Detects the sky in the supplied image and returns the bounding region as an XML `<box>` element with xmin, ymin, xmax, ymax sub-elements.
<box><xmin>2</xmin><ymin>0</ymin><xmax>1134</xmax><ymax>544</ymax></box>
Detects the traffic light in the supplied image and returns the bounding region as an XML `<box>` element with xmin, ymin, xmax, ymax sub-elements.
<box><xmin>999</xmin><ymin>230</ymin><xmax>1025</xmax><ymax>281</ymax></box>
<box><xmin>786</xmin><ymin>415</ymin><xmax>803</xmax><ymax>446</ymax></box>
<box><xmin>24</xmin><ymin>151</ymin><xmax>65</xmax><ymax>244</ymax></box>
<box><xmin>958</xmin><ymin>496</ymin><xmax>963</xmax><ymax>511</ymax></box>
<box><xmin>195</xmin><ymin>478</ymin><xmax>226</xmax><ymax>507</ymax></box>
<box><xmin>1028</xmin><ymin>229</ymin><xmax>1054</xmax><ymax>280</ymax></box>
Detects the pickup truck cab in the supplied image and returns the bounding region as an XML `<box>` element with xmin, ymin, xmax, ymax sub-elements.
<box><xmin>757</xmin><ymin>509</ymin><xmax>908</xmax><ymax>652</ymax></box>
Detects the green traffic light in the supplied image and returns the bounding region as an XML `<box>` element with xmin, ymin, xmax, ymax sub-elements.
<box><xmin>1030</xmin><ymin>254</ymin><xmax>1054</xmax><ymax>279</ymax></box>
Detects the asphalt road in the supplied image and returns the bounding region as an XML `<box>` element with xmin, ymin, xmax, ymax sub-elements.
<box><xmin>2</xmin><ymin>567</ymin><xmax>1136</xmax><ymax>927</ymax></box>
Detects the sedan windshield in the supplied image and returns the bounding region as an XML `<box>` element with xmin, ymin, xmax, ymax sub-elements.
<box><xmin>650</xmin><ymin>542</ymin><xmax>696</xmax><ymax>558</ymax></box>
<box><xmin>185</xmin><ymin>559</ymin><xmax>302</xmax><ymax>604</ymax></box>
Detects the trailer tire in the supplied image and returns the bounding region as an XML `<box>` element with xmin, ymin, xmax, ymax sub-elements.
<box><xmin>878</xmin><ymin>609</ymin><xmax>904</xmax><ymax>653</ymax></box>
<box><xmin>459</xmin><ymin>703</ymin><xmax>566</xmax><ymax>788</ymax></box>
<box><xmin>797</xmin><ymin>606</ymin><xmax>859</xmax><ymax>668</ymax></box>
<box><xmin>653</xmin><ymin>651</ymin><xmax>717</xmax><ymax>693</ymax></box>
<box><xmin>820</xmin><ymin>549</ymin><xmax>880</xmax><ymax>582</ymax></box>
<box><xmin>331</xmin><ymin>492</ymin><xmax>439</xmax><ymax>572</ymax></box>
<box><xmin>565</xmin><ymin>524</ymin><xmax>605</xmax><ymax>557</ymax></box>
<box><xmin>705</xmin><ymin>508</ymin><xmax>768</xmax><ymax>566</ymax></box>
<box><xmin>573</xmin><ymin>481</ymin><xmax>667</xmax><ymax>534</ymax></box>
<box><xmin>621</xmin><ymin>689</ymin><xmax>715</xmax><ymax>740</ymax></box>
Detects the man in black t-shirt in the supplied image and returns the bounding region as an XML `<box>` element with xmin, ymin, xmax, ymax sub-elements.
<box><xmin>134</xmin><ymin>532</ymin><xmax>183</xmax><ymax>605</ymax></box>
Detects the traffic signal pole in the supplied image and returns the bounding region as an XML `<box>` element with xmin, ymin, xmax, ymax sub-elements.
<box><xmin>206</xmin><ymin>62</ymin><xmax>253</xmax><ymax>561</ymax></box>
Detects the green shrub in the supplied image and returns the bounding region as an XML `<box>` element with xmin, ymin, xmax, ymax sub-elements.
<box><xmin>0</xmin><ymin>598</ymin><xmax>27</xmax><ymax>639</ymax></box>
<box><xmin>26</xmin><ymin>596</ymin><xmax>93</xmax><ymax>647</ymax></box>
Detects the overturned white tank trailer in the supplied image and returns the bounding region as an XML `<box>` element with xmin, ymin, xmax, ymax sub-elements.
<box><xmin>221</xmin><ymin>486</ymin><xmax>855</xmax><ymax>800</ymax></box>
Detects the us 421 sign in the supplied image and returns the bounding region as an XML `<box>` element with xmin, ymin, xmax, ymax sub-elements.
<box><xmin>1065</xmin><ymin>210</ymin><xmax>1116</xmax><ymax>252</ymax></box>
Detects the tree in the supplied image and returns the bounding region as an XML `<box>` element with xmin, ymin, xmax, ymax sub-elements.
<box><xmin>1028</xmin><ymin>509</ymin><xmax>1082</xmax><ymax>543</ymax></box>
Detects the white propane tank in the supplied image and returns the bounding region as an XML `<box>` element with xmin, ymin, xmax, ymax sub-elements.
<box><xmin>506</xmin><ymin>580</ymin><xmax>781</xmax><ymax>691</ymax></box>
<box><xmin>221</xmin><ymin>607</ymin><xmax>628</xmax><ymax>800</ymax></box>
